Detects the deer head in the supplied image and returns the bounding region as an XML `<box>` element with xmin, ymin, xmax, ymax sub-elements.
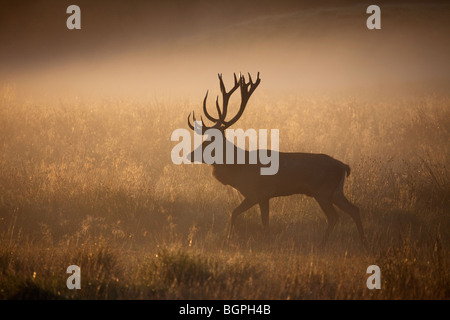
<box><xmin>187</xmin><ymin>72</ymin><xmax>261</xmax><ymax>163</ymax></box>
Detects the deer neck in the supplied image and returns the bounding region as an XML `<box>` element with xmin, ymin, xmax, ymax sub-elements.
<box><xmin>210</xmin><ymin>141</ymin><xmax>250</xmax><ymax>186</ymax></box>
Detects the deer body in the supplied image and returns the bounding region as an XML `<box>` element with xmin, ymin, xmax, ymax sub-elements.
<box><xmin>187</xmin><ymin>73</ymin><xmax>367</xmax><ymax>247</ymax></box>
<box><xmin>213</xmin><ymin>151</ymin><xmax>348</xmax><ymax>198</ymax></box>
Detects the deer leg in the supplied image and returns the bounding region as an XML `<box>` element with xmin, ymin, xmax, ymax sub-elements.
<box><xmin>333</xmin><ymin>192</ymin><xmax>367</xmax><ymax>248</ymax></box>
<box><xmin>316</xmin><ymin>198</ymin><xmax>339</xmax><ymax>246</ymax></box>
<box><xmin>228</xmin><ymin>197</ymin><xmax>258</xmax><ymax>240</ymax></box>
<box><xmin>259</xmin><ymin>198</ymin><xmax>270</xmax><ymax>231</ymax></box>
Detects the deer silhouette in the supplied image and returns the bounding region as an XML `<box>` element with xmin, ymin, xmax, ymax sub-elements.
<box><xmin>187</xmin><ymin>73</ymin><xmax>367</xmax><ymax>247</ymax></box>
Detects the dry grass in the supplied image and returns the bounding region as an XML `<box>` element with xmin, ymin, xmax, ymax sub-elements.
<box><xmin>0</xmin><ymin>85</ymin><xmax>449</xmax><ymax>299</ymax></box>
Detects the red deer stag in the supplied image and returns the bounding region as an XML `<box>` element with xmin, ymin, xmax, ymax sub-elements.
<box><xmin>187</xmin><ymin>73</ymin><xmax>367</xmax><ymax>247</ymax></box>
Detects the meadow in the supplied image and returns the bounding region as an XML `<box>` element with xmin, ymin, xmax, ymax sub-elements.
<box><xmin>0</xmin><ymin>85</ymin><xmax>449</xmax><ymax>299</ymax></box>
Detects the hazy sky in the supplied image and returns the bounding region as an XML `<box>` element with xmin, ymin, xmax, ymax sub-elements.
<box><xmin>1</xmin><ymin>0</ymin><xmax>449</xmax><ymax>99</ymax></box>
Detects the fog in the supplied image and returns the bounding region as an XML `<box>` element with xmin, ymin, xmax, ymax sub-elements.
<box><xmin>1</xmin><ymin>0</ymin><xmax>449</xmax><ymax>100</ymax></box>
<box><xmin>1</xmin><ymin>1</ymin><xmax>449</xmax><ymax>300</ymax></box>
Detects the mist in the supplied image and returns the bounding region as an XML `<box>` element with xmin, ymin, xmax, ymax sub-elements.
<box><xmin>1</xmin><ymin>0</ymin><xmax>449</xmax><ymax>101</ymax></box>
<box><xmin>1</xmin><ymin>0</ymin><xmax>449</xmax><ymax>301</ymax></box>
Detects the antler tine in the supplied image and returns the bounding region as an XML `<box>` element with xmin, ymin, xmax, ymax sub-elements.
<box><xmin>219</xmin><ymin>73</ymin><xmax>240</xmax><ymax>122</ymax></box>
<box><xmin>192</xmin><ymin>110</ymin><xmax>202</xmax><ymax>131</ymax></box>
<box><xmin>189</xmin><ymin>111</ymin><xmax>209</xmax><ymax>134</ymax></box>
<box><xmin>215</xmin><ymin>95</ymin><xmax>222</xmax><ymax>119</ymax></box>
<box><xmin>202</xmin><ymin>90</ymin><xmax>221</xmax><ymax>123</ymax></box>
<box><xmin>195</xmin><ymin>96</ymin><xmax>223</xmax><ymax>132</ymax></box>
<box><xmin>222</xmin><ymin>72</ymin><xmax>261</xmax><ymax>129</ymax></box>
<box><xmin>218</xmin><ymin>73</ymin><xmax>225</xmax><ymax>93</ymax></box>
<box><xmin>192</xmin><ymin>111</ymin><xmax>204</xmax><ymax>131</ymax></box>
<box><xmin>248</xmin><ymin>72</ymin><xmax>253</xmax><ymax>85</ymax></box>
<box><xmin>188</xmin><ymin>111</ymin><xmax>207</xmax><ymax>133</ymax></box>
<box><xmin>188</xmin><ymin>72</ymin><xmax>260</xmax><ymax>132</ymax></box>
<box><xmin>187</xmin><ymin>112</ymin><xmax>195</xmax><ymax>130</ymax></box>
<box><xmin>248</xmin><ymin>72</ymin><xmax>261</xmax><ymax>96</ymax></box>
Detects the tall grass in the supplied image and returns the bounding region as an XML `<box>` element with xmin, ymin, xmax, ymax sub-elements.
<box><xmin>0</xmin><ymin>86</ymin><xmax>448</xmax><ymax>299</ymax></box>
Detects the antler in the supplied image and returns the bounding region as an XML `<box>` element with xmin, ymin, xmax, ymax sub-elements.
<box><xmin>222</xmin><ymin>72</ymin><xmax>260</xmax><ymax>128</ymax></box>
<box><xmin>187</xmin><ymin>72</ymin><xmax>261</xmax><ymax>132</ymax></box>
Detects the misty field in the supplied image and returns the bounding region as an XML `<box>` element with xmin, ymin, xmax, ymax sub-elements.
<box><xmin>0</xmin><ymin>86</ymin><xmax>449</xmax><ymax>299</ymax></box>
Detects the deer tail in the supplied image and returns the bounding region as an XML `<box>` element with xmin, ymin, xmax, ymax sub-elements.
<box><xmin>344</xmin><ymin>164</ymin><xmax>351</xmax><ymax>177</ymax></box>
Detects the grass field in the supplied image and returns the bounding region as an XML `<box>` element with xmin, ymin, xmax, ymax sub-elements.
<box><xmin>0</xmin><ymin>85</ymin><xmax>449</xmax><ymax>299</ymax></box>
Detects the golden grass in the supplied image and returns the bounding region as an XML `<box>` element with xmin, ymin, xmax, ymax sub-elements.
<box><xmin>0</xmin><ymin>86</ymin><xmax>449</xmax><ymax>299</ymax></box>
